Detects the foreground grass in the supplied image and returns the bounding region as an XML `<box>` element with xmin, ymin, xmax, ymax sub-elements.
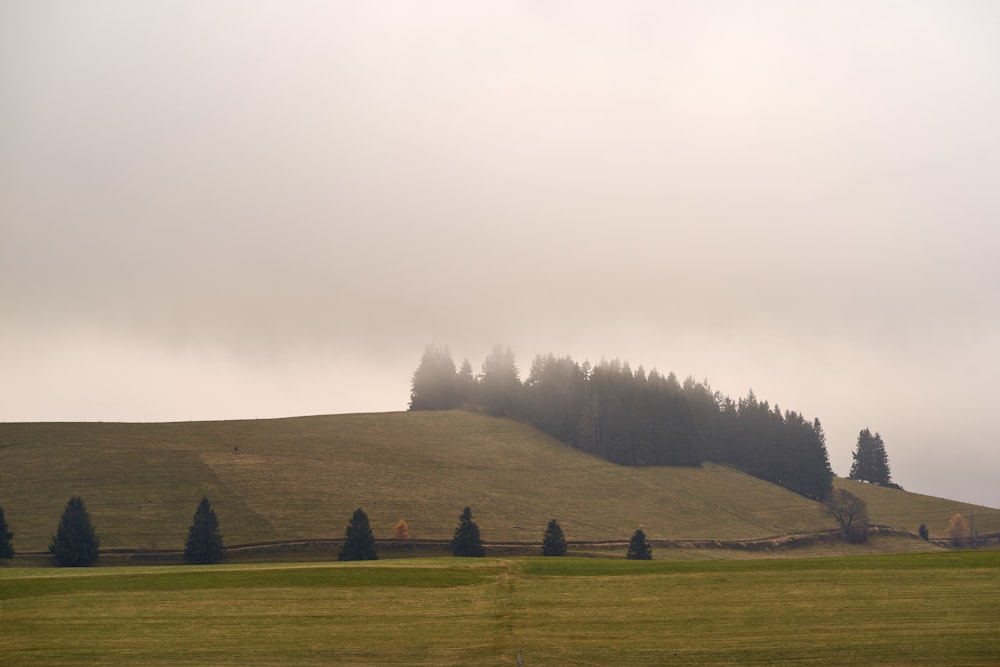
<box><xmin>2</xmin><ymin>552</ymin><xmax>998</xmax><ymax>665</ymax></box>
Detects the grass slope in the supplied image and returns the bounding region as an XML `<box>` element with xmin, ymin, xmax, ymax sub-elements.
<box><xmin>2</xmin><ymin>552</ymin><xmax>999</xmax><ymax>665</ymax></box>
<box><xmin>1</xmin><ymin>411</ymin><xmax>997</xmax><ymax>553</ymax></box>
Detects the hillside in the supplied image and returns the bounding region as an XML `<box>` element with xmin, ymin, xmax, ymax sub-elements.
<box><xmin>1</xmin><ymin>411</ymin><xmax>997</xmax><ymax>553</ymax></box>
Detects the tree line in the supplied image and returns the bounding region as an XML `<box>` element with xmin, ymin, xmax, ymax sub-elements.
<box><xmin>410</xmin><ymin>344</ymin><xmax>834</xmax><ymax>499</ymax></box>
<box><xmin>0</xmin><ymin>499</ymin><xmax>655</xmax><ymax>564</ymax></box>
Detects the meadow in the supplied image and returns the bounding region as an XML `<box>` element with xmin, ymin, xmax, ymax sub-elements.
<box><xmin>2</xmin><ymin>551</ymin><xmax>999</xmax><ymax>665</ymax></box>
<box><xmin>2</xmin><ymin>411</ymin><xmax>997</xmax><ymax>556</ymax></box>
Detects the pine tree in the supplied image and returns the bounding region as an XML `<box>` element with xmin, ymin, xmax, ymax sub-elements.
<box><xmin>0</xmin><ymin>504</ymin><xmax>14</xmax><ymax>559</ymax></box>
<box><xmin>542</xmin><ymin>518</ymin><xmax>567</xmax><ymax>556</ymax></box>
<box><xmin>184</xmin><ymin>496</ymin><xmax>224</xmax><ymax>564</ymax></box>
<box><xmin>409</xmin><ymin>345</ymin><xmax>459</xmax><ymax>410</ymax></box>
<box><xmin>49</xmin><ymin>496</ymin><xmax>100</xmax><ymax>566</ymax></box>
<box><xmin>339</xmin><ymin>508</ymin><xmax>378</xmax><ymax>561</ymax></box>
<box><xmin>849</xmin><ymin>428</ymin><xmax>892</xmax><ymax>486</ymax></box>
<box><xmin>626</xmin><ymin>528</ymin><xmax>652</xmax><ymax>560</ymax></box>
<box><xmin>451</xmin><ymin>506</ymin><xmax>485</xmax><ymax>557</ymax></box>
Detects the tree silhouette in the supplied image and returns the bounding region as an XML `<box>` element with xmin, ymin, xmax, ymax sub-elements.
<box><xmin>824</xmin><ymin>488</ymin><xmax>870</xmax><ymax>543</ymax></box>
<box><xmin>627</xmin><ymin>528</ymin><xmax>652</xmax><ymax>560</ymax></box>
<box><xmin>49</xmin><ymin>496</ymin><xmax>100</xmax><ymax>566</ymax></box>
<box><xmin>849</xmin><ymin>428</ymin><xmax>892</xmax><ymax>486</ymax></box>
<box><xmin>0</xmin><ymin>504</ymin><xmax>13</xmax><ymax>559</ymax></box>
<box><xmin>451</xmin><ymin>506</ymin><xmax>485</xmax><ymax>557</ymax></box>
<box><xmin>184</xmin><ymin>496</ymin><xmax>224</xmax><ymax>564</ymax></box>
<box><xmin>339</xmin><ymin>508</ymin><xmax>377</xmax><ymax>561</ymax></box>
<box><xmin>542</xmin><ymin>518</ymin><xmax>567</xmax><ymax>556</ymax></box>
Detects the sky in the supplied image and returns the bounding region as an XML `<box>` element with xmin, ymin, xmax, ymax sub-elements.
<box><xmin>2</xmin><ymin>1</ymin><xmax>999</xmax><ymax>508</ymax></box>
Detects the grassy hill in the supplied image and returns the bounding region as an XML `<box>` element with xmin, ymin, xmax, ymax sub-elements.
<box><xmin>1</xmin><ymin>411</ymin><xmax>997</xmax><ymax>554</ymax></box>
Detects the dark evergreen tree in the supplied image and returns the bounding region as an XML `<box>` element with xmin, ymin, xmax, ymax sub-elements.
<box><xmin>918</xmin><ymin>523</ymin><xmax>929</xmax><ymax>541</ymax></box>
<box><xmin>0</xmin><ymin>504</ymin><xmax>13</xmax><ymax>559</ymax></box>
<box><xmin>542</xmin><ymin>518</ymin><xmax>567</xmax><ymax>556</ymax></box>
<box><xmin>409</xmin><ymin>345</ymin><xmax>459</xmax><ymax>410</ymax></box>
<box><xmin>627</xmin><ymin>528</ymin><xmax>652</xmax><ymax>560</ymax></box>
<box><xmin>849</xmin><ymin>428</ymin><xmax>892</xmax><ymax>486</ymax></box>
<box><xmin>339</xmin><ymin>507</ymin><xmax>378</xmax><ymax>561</ymax></box>
<box><xmin>184</xmin><ymin>496</ymin><xmax>224</xmax><ymax>564</ymax></box>
<box><xmin>49</xmin><ymin>496</ymin><xmax>100</xmax><ymax>566</ymax></box>
<box><xmin>451</xmin><ymin>506</ymin><xmax>485</xmax><ymax>557</ymax></box>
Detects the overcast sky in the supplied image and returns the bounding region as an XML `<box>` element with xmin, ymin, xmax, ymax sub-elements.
<box><xmin>2</xmin><ymin>1</ymin><xmax>998</xmax><ymax>508</ymax></box>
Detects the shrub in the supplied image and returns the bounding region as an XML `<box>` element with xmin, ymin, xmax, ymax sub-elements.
<box><xmin>394</xmin><ymin>519</ymin><xmax>411</xmax><ymax>541</ymax></box>
<box><xmin>918</xmin><ymin>523</ymin><xmax>929</xmax><ymax>541</ymax></box>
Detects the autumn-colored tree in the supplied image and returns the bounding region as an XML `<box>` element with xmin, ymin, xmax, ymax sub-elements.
<box><xmin>394</xmin><ymin>519</ymin><xmax>411</xmax><ymax>541</ymax></box>
<box><xmin>947</xmin><ymin>513</ymin><xmax>970</xmax><ymax>546</ymax></box>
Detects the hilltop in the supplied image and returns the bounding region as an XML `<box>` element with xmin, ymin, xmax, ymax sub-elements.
<box><xmin>1</xmin><ymin>411</ymin><xmax>996</xmax><ymax>554</ymax></box>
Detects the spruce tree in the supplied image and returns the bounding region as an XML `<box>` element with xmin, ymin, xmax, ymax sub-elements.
<box><xmin>849</xmin><ymin>428</ymin><xmax>892</xmax><ymax>486</ymax></box>
<box><xmin>626</xmin><ymin>528</ymin><xmax>652</xmax><ymax>560</ymax></box>
<box><xmin>184</xmin><ymin>496</ymin><xmax>224</xmax><ymax>564</ymax></box>
<box><xmin>339</xmin><ymin>508</ymin><xmax>377</xmax><ymax>561</ymax></box>
<box><xmin>542</xmin><ymin>518</ymin><xmax>567</xmax><ymax>556</ymax></box>
<box><xmin>49</xmin><ymin>496</ymin><xmax>100</xmax><ymax>566</ymax></box>
<box><xmin>451</xmin><ymin>506</ymin><xmax>485</xmax><ymax>557</ymax></box>
<box><xmin>0</xmin><ymin>504</ymin><xmax>14</xmax><ymax>559</ymax></box>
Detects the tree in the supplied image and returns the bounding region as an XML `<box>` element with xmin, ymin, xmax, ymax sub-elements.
<box><xmin>479</xmin><ymin>344</ymin><xmax>522</xmax><ymax>418</ymax></box>
<box><xmin>823</xmin><ymin>488</ymin><xmax>870</xmax><ymax>543</ymax></box>
<box><xmin>0</xmin><ymin>504</ymin><xmax>13</xmax><ymax>559</ymax></box>
<box><xmin>918</xmin><ymin>523</ymin><xmax>929</xmax><ymax>541</ymax></box>
<box><xmin>409</xmin><ymin>345</ymin><xmax>459</xmax><ymax>411</ymax></box>
<box><xmin>849</xmin><ymin>428</ymin><xmax>892</xmax><ymax>486</ymax></box>
<box><xmin>49</xmin><ymin>496</ymin><xmax>100</xmax><ymax>566</ymax></box>
<box><xmin>451</xmin><ymin>506</ymin><xmax>485</xmax><ymax>557</ymax></box>
<box><xmin>184</xmin><ymin>496</ymin><xmax>224</xmax><ymax>564</ymax></box>
<box><xmin>394</xmin><ymin>518</ymin><xmax>411</xmax><ymax>541</ymax></box>
<box><xmin>947</xmin><ymin>513</ymin><xmax>970</xmax><ymax>546</ymax></box>
<box><xmin>542</xmin><ymin>518</ymin><xmax>567</xmax><ymax>556</ymax></box>
<box><xmin>339</xmin><ymin>508</ymin><xmax>378</xmax><ymax>561</ymax></box>
<box><xmin>627</xmin><ymin>528</ymin><xmax>652</xmax><ymax>560</ymax></box>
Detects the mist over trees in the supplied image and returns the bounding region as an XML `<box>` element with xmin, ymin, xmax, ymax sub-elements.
<box><xmin>410</xmin><ymin>345</ymin><xmax>833</xmax><ymax>500</ymax></box>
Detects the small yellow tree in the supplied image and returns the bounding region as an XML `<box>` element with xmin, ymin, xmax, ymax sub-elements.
<box><xmin>394</xmin><ymin>519</ymin><xmax>411</xmax><ymax>541</ymax></box>
<box><xmin>946</xmin><ymin>513</ymin><xmax>970</xmax><ymax>546</ymax></box>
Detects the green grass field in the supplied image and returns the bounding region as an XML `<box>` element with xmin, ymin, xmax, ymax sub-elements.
<box><xmin>2</xmin><ymin>552</ymin><xmax>999</xmax><ymax>665</ymax></box>
<box><xmin>2</xmin><ymin>411</ymin><xmax>997</xmax><ymax>557</ymax></box>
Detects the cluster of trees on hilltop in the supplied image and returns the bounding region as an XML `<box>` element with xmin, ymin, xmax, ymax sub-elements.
<box><xmin>409</xmin><ymin>345</ymin><xmax>834</xmax><ymax>500</ymax></box>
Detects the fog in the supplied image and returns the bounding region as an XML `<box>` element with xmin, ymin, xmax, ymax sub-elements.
<box><xmin>2</xmin><ymin>1</ymin><xmax>998</xmax><ymax>508</ymax></box>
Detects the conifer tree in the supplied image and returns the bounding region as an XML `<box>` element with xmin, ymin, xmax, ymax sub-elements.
<box><xmin>627</xmin><ymin>528</ymin><xmax>652</xmax><ymax>560</ymax></box>
<box><xmin>0</xmin><ymin>504</ymin><xmax>13</xmax><ymax>559</ymax></box>
<box><xmin>339</xmin><ymin>508</ymin><xmax>378</xmax><ymax>561</ymax></box>
<box><xmin>542</xmin><ymin>518</ymin><xmax>567</xmax><ymax>556</ymax></box>
<box><xmin>49</xmin><ymin>496</ymin><xmax>100</xmax><ymax>566</ymax></box>
<box><xmin>451</xmin><ymin>506</ymin><xmax>485</xmax><ymax>557</ymax></box>
<box><xmin>849</xmin><ymin>428</ymin><xmax>892</xmax><ymax>486</ymax></box>
<box><xmin>184</xmin><ymin>496</ymin><xmax>224</xmax><ymax>564</ymax></box>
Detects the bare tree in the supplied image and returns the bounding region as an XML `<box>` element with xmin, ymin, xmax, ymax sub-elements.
<box><xmin>824</xmin><ymin>488</ymin><xmax>870</xmax><ymax>543</ymax></box>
